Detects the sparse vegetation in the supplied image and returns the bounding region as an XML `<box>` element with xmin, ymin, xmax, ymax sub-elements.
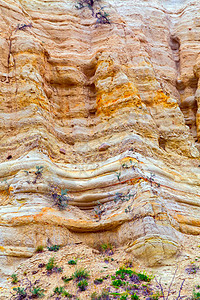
<box><xmin>131</xmin><ymin>294</ymin><xmax>139</xmax><ymax>300</ymax></box>
<box><xmin>100</xmin><ymin>243</ymin><xmax>114</xmax><ymax>255</ymax></box>
<box><xmin>120</xmin><ymin>295</ymin><xmax>128</xmax><ymax>300</ymax></box>
<box><xmin>73</xmin><ymin>268</ymin><xmax>90</xmax><ymax>281</ymax></box>
<box><xmin>116</xmin><ymin>267</ymin><xmax>133</xmax><ymax>279</ymax></box>
<box><xmin>30</xmin><ymin>287</ymin><xmax>44</xmax><ymax>298</ymax></box>
<box><xmin>75</xmin><ymin>0</ymin><xmax>110</xmax><ymax>25</ymax></box>
<box><xmin>12</xmin><ymin>287</ymin><xmax>26</xmax><ymax>298</ymax></box>
<box><xmin>10</xmin><ymin>245</ymin><xmax>196</xmax><ymax>300</ymax></box>
<box><xmin>52</xmin><ymin>187</ymin><xmax>71</xmax><ymax>210</ymax></box>
<box><xmin>45</xmin><ymin>257</ymin><xmax>63</xmax><ymax>274</ymax></box>
<box><xmin>11</xmin><ymin>274</ymin><xmax>18</xmax><ymax>284</ymax></box>
<box><xmin>11</xmin><ymin>279</ymin><xmax>44</xmax><ymax>299</ymax></box>
<box><xmin>68</xmin><ymin>259</ymin><xmax>77</xmax><ymax>265</ymax></box>
<box><xmin>193</xmin><ymin>287</ymin><xmax>200</xmax><ymax>299</ymax></box>
<box><xmin>125</xmin><ymin>206</ymin><xmax>132</xmax><ymax>214</ymax></box>
<box><xmin>113</xmin><ymin>191</ymin><xmax>135</xmax><ymax>204</ymax></box>
<box><xmin>33</xmin><ymin>166</ymin><xmax>44</xmax><ymax>184</ymax></box>
<box><xmin>137</xmin><ymin>271</ymin><xmax>152</xmax><ymax>282</ymax></box>
<box><xmin>112</xmin><ymin>279</ymin><xmax>125</xmax><ymax>287</ymax></box>
<box><xmin>77</xmin><ymin>279</ymin><xmax>88</xmax><ymax>291</ymax></box>
<box><xmin>150</xmin><ymin>291</ymin><xmax>162</xmax><ymax>300</ymax></box>
<box><xmin>115</xmin><ymin>171</ymin><xmax>121</xmax><ymax>182</ymax></box>
<box><xmin>35</xmin><ymin>245</ymin><xmax>44</xmax><ymax>253</ymax></box>
<box><xmin>47</xmin><ymin>245</ymin><xmax>60</xmax><ymax>252</ymax></box>
<box><xmin>94</xmin><ymin>201</ymin><xmax>106</xmax><ymax>220</ymax></box>
<box><xmin>46</xmin><ymin>257</ymin><xmax>55</xmax><ymax>271</ymax></box>
<box><xmin>53</xmin><ymin>286</ymin><xmax>73</xmax><ymax>297</ymax></box>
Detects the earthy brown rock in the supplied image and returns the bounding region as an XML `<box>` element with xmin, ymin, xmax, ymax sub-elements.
<box><xmin>1</xmin><ymin>0</ymin><xmax>200</xmax><ymax>293</ymax></box>
<box><xmin>59</xmin><ymin>148</ymin><xmax>66</xmax><ymax>155</ymax></box>
<box><xmin>98</xmin><ymin>143</ymin><xmax>111</xmax><ymax>151</ymax></box>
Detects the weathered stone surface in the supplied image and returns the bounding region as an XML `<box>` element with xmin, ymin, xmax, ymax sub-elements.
<box><xmin>1</xmin><ymin>0</ymin><xmax>200</xmax><ymax>286</ymax></box>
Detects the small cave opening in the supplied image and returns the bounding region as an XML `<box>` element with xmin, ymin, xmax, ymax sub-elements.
<box><xmin>158</xmin><ymin>137</ymin><xmax>166</xmax><ymax>150</ymax></box>
<box><xmin>169</xmin><ymin>36</ymin><xmax>180</xmax><ymax>51</ymax></box>
<box><xmin>169</xmin><ymin>35</ymin><xmax>180</xmax><ymax>74</ymax></box>
<box><xmin>87</xmin><ymin>82</ymin><xmax>97</xmax><ymax>117</ymax></box>
<box><xmin>179</xmin><ymin>96</ymin><xmax>198</xmax><ymax>140</ymax></box>
<box><xmin>83</xmin><ymin>61</ymin><xmax>97</xmax><ymax>79</ymax></box>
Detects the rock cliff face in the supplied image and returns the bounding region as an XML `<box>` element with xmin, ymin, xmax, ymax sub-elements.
<box><xmin>1</xmin><ymin>0</ymin><xmax>200</xmax><ymax>282</ymax></box>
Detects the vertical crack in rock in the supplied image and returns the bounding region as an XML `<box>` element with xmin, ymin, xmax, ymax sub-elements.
<box><xmin>169</xmin><ymin>35</ymin><xmax>180</xmax><ymax>76</ymax></box>
<box><xmin>163</xmin><ymin>2</ymin><xmax>199</xmax><ymax>142</ymax></box>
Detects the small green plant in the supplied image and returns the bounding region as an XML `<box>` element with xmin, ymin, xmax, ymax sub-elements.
<box><xmin>125</xmin><ymin>206</ymin><xmax>132</xmax><ymax>214</ymax></box>
<box><xmin>30</xmin><ymin>287</ymin><xmax>45</xmax><ymax>298</ymax></box>
<box><xmin>110</xmin><ymin>292</ymin><xmax>121</xmax><ymax>297</ymax></box>
<box><xmin>56</xmin><ymin>267</ymin><xmax>63</xmax><ymax>273</ymax></box>
<box><xmin>35</xmin><ymin>166</ymin><xmax>44</xmax><ymax>175</ymax></box>
<box><xmin>54</xmin><ymin>286</ymin><xmax>72</xmax><ymax>297</ymax></box>
<box><xmin>68</xmin><ymin>259</ymin><xmax>77</xmax><ymax>265</ymax></box>
<box><xmin>112</xmin><ymin>279</ymin><xmax>125</xmax><ymax>287</ymax></box>
<box><xmin>131</xmin><ymin>294</ymin><xmax>139</xmax><ymax>300</ymax></box>
<box><xmin>35</xmin><ymin>245</ymin><xmax>44</xmax><ymax>253</ymax></box>
<box><xmin>77</xmin><ymin>279</ymin><xmax>88</xmax><ymax>291</ymax></box>
<box><xmin>94</xmin><ymin>201</ymin><xmax>105</xmax><ymax>220</ymax></box>
<box><xmin>115</xmin><ymin>171</ymin><xmax>121</xmax><ymax>182</ymax></box>
<box><xmin>13</xmin><ymin>287</ymin><xmax>26</xmax><ymax>297</ymax></box>
<box><xmin>52</xmin><ymin>188</ymin><xmax>71</xmax><ymax>210</ymax></box>
<box><xmin>46</xmin><ymin>257</ymin><xmax>55</xmax><ymax>271</ymax></box>
<box><xmin>54</xmin><ymin>286</ymin><xmax>64</xmax><ymax>294</ymax></box>
<box><xmin>45</xmin><ymin>257</ymin><xmax>62</xmax><ymax>273</ymax></box>
<box><xmin>101</xmin><ymin>243</ymin><xmax>113</xmax><ymax>252</ymax></box>
<box><xmin>193</xmin><ymin>288</ymin><xmax>200</xmax><ymax>299</ymax></box>
<box><xmin>73</xmin><ymin>268</ymin><xmax>90</xmax><ymax>281</ymax></box>
<box><xmin>100</xmin><ymin>243</ymin><xmax>114</xmax><ymax>255</ymax></box>
<box><xmin>47</xmin><ymin>245</ymin><xmax>60</xmax><ymax>252</ymax></box>
<box><xmin>116</xmin><ymin>267</ymin><xmax>133</xmax><ymax>279</ymax></box>
<box><xmin>112</xmin><ymin>190</ymin><xmax>135</xmax><ymax>214</ymax></box>
<box><xmin>12</xmin><ymin>278</ymin><xmax>45</xmax><ymax>299</ymax></box>
<box><xmin>33</xmin><ymin>166</ymin><xmax>44</xmax><ymax>183</ymax></box>
<box><xmin>137</xmin><ymin>271</ymin><xmax>152</xmax><ymax>282</ymax></box>
<box><xmin>11</xmin><ymin>274</ymin><xmax>18</xmax><ymax>284</ymax></box>
<box><xmin>150</xmin><ymin>291</ymin><xmax>161</xmax><ymax>300</ymax></box>
<box><xmin>113</xmin><ymin>190</ymin><xmax>135</xmax><ymax>204</ymax></box>
<box><xmin>62</xmin><ymin>291</ymin><xmax>73</xmax><ymax>298</ymax></box>
<box><xmin>120</xmin><ymin>295</ymin><xmax>128</xmax><ymax>300</ymax></box>
<box><xmin>104</xmin><ymin>257</ymin><xmax>110</xmax><ymax>263</ymax></box>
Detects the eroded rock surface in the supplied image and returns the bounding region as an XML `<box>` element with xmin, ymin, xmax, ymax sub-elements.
<box><xmin>1</xmin><ymin>0</ymin><xmax>200</xmax><ymax>283</ymax></box>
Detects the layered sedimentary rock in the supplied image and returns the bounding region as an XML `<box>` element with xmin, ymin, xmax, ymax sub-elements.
<box><xmin>1</xmin><ymin>0</ymin><xmax>200</xmax><ymax>281</ymax></box>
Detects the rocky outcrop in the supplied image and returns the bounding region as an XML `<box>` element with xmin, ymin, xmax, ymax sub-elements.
<box><xmin>1</xmin><ymin>0</ymin><xmax>200</xmax><ymax>282</ymax></box>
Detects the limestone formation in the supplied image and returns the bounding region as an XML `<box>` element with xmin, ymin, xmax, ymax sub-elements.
<box><xmin>1</xmin><ymin>0</ymin><xmax>200</xmax><ymax>284</ymax></box>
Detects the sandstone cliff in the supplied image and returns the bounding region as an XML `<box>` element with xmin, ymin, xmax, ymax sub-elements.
<box><xmin>1</xmin><ymin>0</ymin><xmax>200</xmax><ymax>298</ymax></box>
